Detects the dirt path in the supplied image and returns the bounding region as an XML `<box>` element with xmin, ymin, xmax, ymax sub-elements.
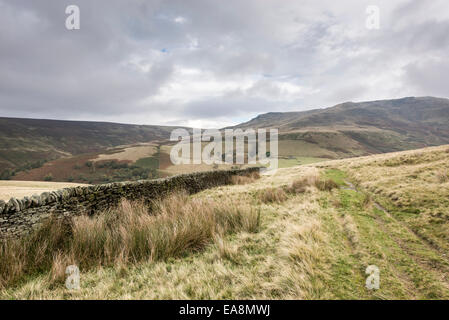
<box><xmin>343</xmin><ymin>179</ymin><xmax>449</xmax><ymax>281</ymax></box>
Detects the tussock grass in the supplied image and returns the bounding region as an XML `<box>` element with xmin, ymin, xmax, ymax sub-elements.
<box><xmin>231</xmin><ymin>172</ymin><xmax>260</xmax><ymax>185</ymax></box>
<box><xmin>0</xmin><ymin>218</ymin><xmax>72</xmax><ymax>289</ymax></box>
<box><xmin>436</xmin><ymin>170</ymin><xmax>448</xmax><ymax>183</ymax></box>
<box><xmin>258</xmin><ymin>187</ymin><xmax>288</xmax><ymax>203</ymax></box>
<box><xmin>283</xmin><ymin>220</ymin><xmax>325</xmax><ymax>265</ymax></box>
<box><xmin>214</xmin><ymin>235</ymin><xmax>240</xmax><ymax>264</ymax></box>
<box><xmin>315</xmin><ymin>179</ymin><xmax>339</xmax><ymax>191</ymax></box>
<box><xmin>256</xmin><ymin>172</ymin><xmax>336</xmax><ymax>204</ymax></box>
<box><xmin>0</xmin><ymin>192</ymin><xmax>260</xmax><ymax>289</ymax></box>
<box><xmin>277</xmin><ymin>217</ymin><xmax>329</xmax><ymax>299</ymax></box>
<box><xmin>287</xmin><ymin>174</ymin><xmax>338</xmax><ymax>194</ymax></box>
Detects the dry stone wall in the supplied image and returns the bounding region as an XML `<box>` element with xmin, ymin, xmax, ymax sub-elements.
<box><xmin>0</xmin><ymin>168</ymin><xmax>259</xmax><ymax>239</ymax></box>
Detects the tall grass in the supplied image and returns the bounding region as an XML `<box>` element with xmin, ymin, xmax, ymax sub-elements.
<box><xmin>287</xmin><ymin>175</ymin><xmax>338</xmax><ymax>194</ymax></box>
<box><xmin>258</xmin><ymin>187</ymin><xmax>288</xmax><ymax>203</ymax></box>
<box><xmin>231</xmin><ymin>172</ymin><xmax>260</xmax><ymax>185</ymax></box>
<box><xmin>436</xmin><ymin>170</ymin><xmax>449</xmax><ymax>183</ymax></box>
<box><xmin>0</xmin><ymin>192</ymin><xmax>260</xmax><ymax>289</ymax></box>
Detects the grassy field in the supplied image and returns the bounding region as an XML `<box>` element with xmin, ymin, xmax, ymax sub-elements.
<box><xmin>0</xmin><ymin>181</ymin><xmax>88</xmax><ymax>201</ymax></box>
<box><xmin>93</xmin><ymin>144</ymin><xmax>158</xmax><ymax>163</ymax></box>
<box><xmin>1</xmin><ymin>145</ymin><xmax>449</xmax><ymax>299</ymax></box>
<box><xmin>278</xmin><ymin>156</ymin><xmax>327</xmax><ymax>168</ymax></box>
<box><xmin>322</xmin><ymin>144</ymin><xmax>449</xmax><ymax>256</ymax></box>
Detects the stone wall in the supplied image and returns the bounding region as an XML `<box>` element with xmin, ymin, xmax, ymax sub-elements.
<box><xmin>0</xmin><ymin>167</ymin><xmax>259</xmax><ymax>239</ymax></box>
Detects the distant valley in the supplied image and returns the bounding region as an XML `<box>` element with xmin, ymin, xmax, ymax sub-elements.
<box><xmin>2</xmin><ymin>96</ymin><xmax>449</xmax><ymax>183</ymax></box>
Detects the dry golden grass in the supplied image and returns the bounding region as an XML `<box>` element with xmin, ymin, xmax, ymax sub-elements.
<box><xmin>0</xmin><ymin>181</ymin><xmax>88</xmax><ymax>201</ymax></box>
<box><xmin>286</xmin><ymin>174</ymin><xmax>338</xmax><ymax>194</ymax></box>
<box><xmin>1</xmin><ymin>165</ymin><xmax>333</xmax><ymax>299</ymax></box>
<box><xmin>231</xmin><ymin>172</ymin><xmax>260</xmax><ymax>185</ymax></box>
<box><xmin>258</xmin><ymin>187</ymin><xmax>288</xmax><ymax>203</ymax></box>
<box><xmin>3</xmin><ymin>147</ymin><xmax>449</xmax><ymax>299</ymax></box>
<box><xmin>436</xmin><ymin>170</ymin><xmax>449</xmax><ymax>183</ymax></box>
<box><xmin>93</xmin><ymin>144</ymin><xmax>157</xmax><ymax>163</ymax></box>
<box><xmin>279</xmin><ymin>218</ymin><xmax>327</xmax><ymax>298</ymax></box>
<box><xmin>0</xmin><ymin>192</ymin><xmax>259</xmax><ymax>289</ymax></box>
<box><xmin>0</xmin><ymin>217</ymin><xmax>72</xmax><ymax>289</ymax></box>
<box><xmin>288</xmin><ymin>174</ymin><xmax>319</xmax><ymax>193</ymax></box>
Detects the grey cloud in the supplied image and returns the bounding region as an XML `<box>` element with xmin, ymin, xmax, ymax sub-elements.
<box><xmin>0</xmin><ymin>0</ymin><xmax>448</xmax><ymax>127</ymax></box>
<box><xmin>403</xmin><ymin>59</ymin><xmax>449</xmax><ymax>97</ymax></box>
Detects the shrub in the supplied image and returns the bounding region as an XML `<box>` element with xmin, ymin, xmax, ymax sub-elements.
<box><xmin>44</xmin><ymin>173</ymin><xmax>53</xmax><ymax>181</ymax></box>
<box><xmin>0</xmin><ymin>169</ymin><xmax>14</xmax><ymax>180</ymax></box>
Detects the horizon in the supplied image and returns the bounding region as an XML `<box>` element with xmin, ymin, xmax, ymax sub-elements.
<box><xmin>1</xmin><ymin>95</ymin><xmax>447</xmax><ymax>129</ymax></box>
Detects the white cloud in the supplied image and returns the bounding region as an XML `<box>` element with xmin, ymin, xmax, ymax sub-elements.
<box><xmin>174</xmin><ymin>16</ymin><xmax>187</xmax><ymax>24</ymax></box>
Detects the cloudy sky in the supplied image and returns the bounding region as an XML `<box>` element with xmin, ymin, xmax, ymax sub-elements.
<box><xmin>0</xmin><ymin>0</ymin><xmax>448</xmax><ymax>128</ymax></box>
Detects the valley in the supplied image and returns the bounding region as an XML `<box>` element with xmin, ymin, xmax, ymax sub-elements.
<box><xmin>3</xmin><ymin>96</ymin><xmax>449</xmax><ymax>185</ymax></box>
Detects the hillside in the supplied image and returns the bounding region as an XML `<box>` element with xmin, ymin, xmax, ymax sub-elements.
<box><xmin>3</xmin><ymin>96</ymin><xmax>449</xmax><ymax>183</ymax></box>
<box><xmin>233</xmin><ymin>96</ymin><xmax>449</xmax><ymax>157</ymax></box>
<box><xmin>0</xmin><ymin>117</ymin><xmax>183</xmax><ymax>179</ymax></box>
<box><xmin>2</xmin><ymin>145</ymin><xmax>449</xmax><ymax>299</ymax></box>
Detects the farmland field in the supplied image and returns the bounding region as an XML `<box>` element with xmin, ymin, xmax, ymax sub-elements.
<box><xmin>93</xmin><ymin>144</ymin><xmax>158</xmax><ymax>163</ymax></box>
<box><xmin>0</xmin><ymin>181</ymin><xmax>88</xmax><ymax>201</ymax></box>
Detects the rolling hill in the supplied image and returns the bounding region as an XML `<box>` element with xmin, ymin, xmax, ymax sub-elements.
<box><xmin>0</xmin><ymin>117</ymin><xmax>184</xmax><ymax>179</ymax></box>
<box><xmin>2</xmin><ymin>96</ymin><xmax>449</xmax><ymax>182</ymax></box>
<box><xmin>233</xmin><ymin>96</ymin><xmax>449</xmax><ymax>157</ymax></box>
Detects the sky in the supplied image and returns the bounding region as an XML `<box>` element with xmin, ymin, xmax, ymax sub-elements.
<box><xmin>0</xmin><ymin>0</ymin><xmax>448</xmax><ymax>128</ymax></box>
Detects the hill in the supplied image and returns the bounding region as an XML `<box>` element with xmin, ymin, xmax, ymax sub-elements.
<box><xmin>2</xmin><ymin>96</ymin><xmax>449</xmax><ymax>183</ymax></box>
<box><xmin>233</xmin><ymin>96</ymin><xmax>449</xmax><ymax>158</ymax></box>
<box><xmin>2</xmin><ymin>145</ymin><xmax>449</xmax><ymax>299</ymax></box>
<box><xmin>0</xmin><ymin>117</ymin><xmax>183</xmax><ymax>179</ymax></box>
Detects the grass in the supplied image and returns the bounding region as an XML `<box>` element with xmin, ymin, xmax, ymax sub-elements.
<box><xmin>286</xmin><ymin>174</ymin><xmax>338</xmax><ymax>194</ymax></box>
<box><xmin>1</xmin><ymin>166</ymin><xmax>336</xmax><ymax>299</ymax></box>
<box><xmin>0</xmin><ymin>192</ymin><xmax>260</xmax><ymax>290</ymax></box>
<box><xmin>135</xmin><ymin>156</ymin><xmax>159</xmax><ymax>169</ymax></box>
<box><xmin>323</xmin><ymin>169</ymin><xmax>347</xmax><ymax>186</ymax></box>
<box><xmin>327</xmin><ymin>144</ymin><xmax>449</xmax><ymax>254</ymax></box>
<box><xmin>278</xmin><ymin>157</ymin><xmax>327</xmax><ymax>168</ymax></box>
<box><xmin>326</xmin><ymin>187</ymin><xmax>449</xmax><ymax>299</ymax></box>
<box><xmin>2</xmin><ymin>145</ymin><xmax>449</xmax><ymax>299</ymax></box>
<box><xmin>257</xmin><ymin>187</ymin><xmax>288</xmax><ymax>203</ymax></box>
<box><xmin>231</xmin><ymin>172</ymin><xmax>260</xmax><ymax>185</ymax></box>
